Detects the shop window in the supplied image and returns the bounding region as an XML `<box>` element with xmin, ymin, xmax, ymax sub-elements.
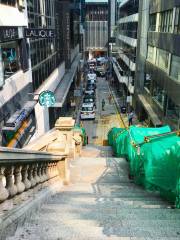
<box><xmin>147</xmin><ymin>45</ymin><xmax>155</xmax><ymax>63</ymax></box>
<box><xmin>158</xmin><ymin>9</ymin><xmax>173</xmax><ymax>33</ymax></box>
<box><xmin>149</xmin><ymin>14</ymin><xmax>156</xmax><ymax>31</ymax></box>
<box><xmin>156</xmin><ymin>48</ymin><xmax>169</xmax><ymax>71</ymax></box>
<box><xmin>174</xmin><ymin>7</ymin><xmax>180</xmax><ymax>34</ymax></box>
<box><xmin>0</xmin><ymin>0</ymin><xmax>16</xmax><ymax>6</ymax></box>
<box><xmin>170</xmin><ymin>54</ymin><xmax>180</xmax><ymax>82</ymax></box>
<box><xmin>152</xmin><ymin>84</ymin><xmax>166</xmax><ymax>109</ymax></box>
<box><xmin>1</xmin><ymin>41</ymin><xmax>20</xmax><ymax>80</ymax></box>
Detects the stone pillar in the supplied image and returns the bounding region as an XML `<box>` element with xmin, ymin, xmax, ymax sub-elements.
<box><xmin>0</xmin><ymin>167</ymin><xmax>9</xmax><ymax>202</ymax></box>
<box><xmin>55</xmin><ymin>117</ymin><xmax>75</xmax><ymax>159</ymax></box>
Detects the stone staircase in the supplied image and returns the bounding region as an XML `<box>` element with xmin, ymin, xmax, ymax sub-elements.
<box><xmin>8</xmin><ymin>146</ymin><xmax>180</xmax><ymax>240</ymax></box>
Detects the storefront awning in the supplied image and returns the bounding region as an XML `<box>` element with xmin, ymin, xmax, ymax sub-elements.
<box><xmin>2</xmin><ymin>100</ymin><xmax>37</xmax><ymax>132</ymax></box>
<box><xmin>53</xmin><ymin>53</ymin><xmax>81</xmax><ymax>107</ymax></box>
<box><xmin>138</xmin><ymin>94</ymin><xmax>162</xmax><ymax>127</ymax></box>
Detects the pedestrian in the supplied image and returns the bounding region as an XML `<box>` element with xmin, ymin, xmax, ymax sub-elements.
<box><xmin>102</xmin><ymin>99</ymin><xmax>105</xmax><ymax>111</ymax></box>
<box><xmin>128</xmin><ymin>109</ymin><xmax>134</xmax><ymax>126</ymax></box>
<box><xmin>108</xmin><ymin>94</ymin><xmax>112</xmax><ymax>104</ymax></box>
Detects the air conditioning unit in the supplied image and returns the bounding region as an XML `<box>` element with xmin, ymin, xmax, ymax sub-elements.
<box><xmin>18</xmin><ymin>0</ymin><xmax>25</xmax><ymax>11</ymax></box>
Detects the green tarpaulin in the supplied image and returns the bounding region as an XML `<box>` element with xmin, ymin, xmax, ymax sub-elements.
<box><xmin>108</xmin><ymin>126</ymin><xmax>180</xmax><ymax>207</ymax></box>
<box><xmin>74</xmin><ymin>125</ymin><xmax>87</xmax><ymax>146</ymax></box>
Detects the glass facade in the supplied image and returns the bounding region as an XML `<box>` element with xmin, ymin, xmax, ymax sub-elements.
<box><xmin>0</xmin><ymin>0</ymin><xmax>16</xmax><ymax>6</ymax></box>
<box><xmin>119</xmin><ymin>22</ymin><xmax>138</xmax><ymax>38</ymax></box>
<box><xmin>0</xmin><ymin>41</ymin><xmax>20</xmax><ymax>80</ymax></box>
<box><xmin>174</xmin><ymin>7</ymin><xmax>180</xmax><ymax>34</ymax></box>
<box><xmin>170</xmin><ymin>54</ymin><xmax>180</xmax><ymax>82</ymax></box>
<box><xmin>158</xmin><ymin>9</ymin><xmax>173</xmax><ymax>33</ymax></box>
<box><xmin>27</xmin><ymin>0</ymin><xmax>60</xmax><ymax>91</ymax></box>
<box><xmin>149</xmin><ymin>13</ymin><xmax>156</xmax><ymax>31</ymax></box>
<box><xmin>85</xmin><ymin>4</ymin><xmax>108</xmax><ymax>21</ymax></box>
<box><xmin>155</xmin><ymin>48</ymin><xmax>169</xmax><ymax>71</ymax></box>
<box><xmin>147</xmin><ymin>45</ymin><xmax>155</xmax><ymax>63</ymax></box>
<box><xmin>152</xmin><ymin>83</ymin><xmax>166</xmax><ymax>109</ymax></box>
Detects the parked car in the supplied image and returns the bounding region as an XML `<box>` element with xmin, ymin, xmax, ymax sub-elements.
<box><xmin>87</xmin><ymin>79</ymin><xmax>96</xmax><ymax>85</ymax></box>
<box><xmin>87</xmin><ymin>73</ymin><xmax>97</xmax><ymax>81</ymax></box>
<box><xmin>84</xmin><ymin>92</ymin><xmax>96</xmax><ymax>100</ymax></box>
<box><xmin>86</xmin><ymin>83</ymin><xmax>96</xmax><ymax>90</ymax></box>
<box><xmin>80</xmin><ymin>103</ymin><xmax>95</xmax><ymax>120</ymax></box>
<box><xmin>83</xmin><ymin>97</ymin><xmax>96</xmax><ymax>108</ymax></box>
<box><xmin>85</xmin><ymin>89</ymin><xmax>95</xmax><ymax>95</ymax></box>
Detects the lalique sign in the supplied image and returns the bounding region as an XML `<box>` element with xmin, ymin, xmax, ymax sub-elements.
<box><xmin>24</xmin><ymin>28</ymin><xmax>55</xmax><ymax>38</ymax></box>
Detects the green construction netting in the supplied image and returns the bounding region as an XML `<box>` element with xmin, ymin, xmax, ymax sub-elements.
<box><xmin>108</xmin><ymin>126</ymin><xmax>180</xmax><ymax>208</ymax></box>
<box><xmin>74</xmin><ymin>125</ymin><xmax>87</xmax><ymax>145</ymax></box>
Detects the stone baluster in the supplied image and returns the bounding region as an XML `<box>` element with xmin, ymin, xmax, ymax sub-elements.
<box><xmin>44</xmin><ymin>163</ymin><xmax>49</xmax><ymax>181</ymax></box>
<box><xmin>32</xmin><ymin>164</ymin><xmax>39</xmax><ymax>185</ymax></box>
<box><xmin>0</xmin><ymin>166</ymin><xmax>9</xmax><ymax>202</ymax></box>
<box><xmin>5</xmin><ymin>166</ymin><xmax>17</xmax><ymax>197</ymax></box>
<box><xmin>21</xmin><ymin>165</ymin><xmax>31</xmax><ymax>190</ymax></box>
<box><xmin>48</xmin><ymin>163</ymin><xmax>52</xmax><ymax>179</ymax></box>
<box><xmin>14</xmin><ymin>165</ymin><xmax>25</xmax><ymax>194</ymax></box>
<box><xmin>41</xmin><ymin>163</ymin><xmax>47</xmax><ymax>182</ymax></box>
<box><xmin>38</xmin><ymin>164</ymin><xmax>44</xmax><ymax>183</ymax></box>
<box><xmin>28</xmin><ymin>164</ymin><xmax>36</xmax><ymax>187</ymax></box>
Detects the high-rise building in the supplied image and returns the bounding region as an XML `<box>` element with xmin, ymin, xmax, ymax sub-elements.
<box><xmin>135</xmin><ymin>0</ymin><xmax>180</xmax><ymax>129</ymax></box>
<box><xmin>0</xmin><ymin>0</ymin><xmax>83</xmax><ymax>147</ymax></box>
<box><xmin>85</xmin><ymin>0</ymin><xmax>108</xmax><ymax>58</ymax></box>
<box><xmin>112</xmin><ymin>0</ymin><xmax>139</xmax><ymax>107</ymax></box>
<box><xmin>0</xmin><ymin>0</ymin><xmax>35</xmax><ymax>147</ymax></box>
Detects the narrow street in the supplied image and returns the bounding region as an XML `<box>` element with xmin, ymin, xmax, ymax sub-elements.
<box><xmin>82</xmin><ymin>77</ymin><xmax>125</xmax><ymax>146</ymax></box>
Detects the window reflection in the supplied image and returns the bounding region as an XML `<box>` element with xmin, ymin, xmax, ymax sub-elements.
<box><xmin>1</xmin><ymin>41</ymin><xmax>20</xmax><ymax>80</ymax></box>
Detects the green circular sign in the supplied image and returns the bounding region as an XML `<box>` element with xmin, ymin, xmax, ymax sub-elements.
<box><xmin>38</xmin><ymin>90</ymin><xmax>56</xmax><ymax>107</ymax></box>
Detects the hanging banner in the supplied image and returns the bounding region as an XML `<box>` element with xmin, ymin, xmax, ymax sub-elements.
<box><xmin>24</xmin><ymin>28</ymin><xmax>55</xmax><ymax>38</ymax></box>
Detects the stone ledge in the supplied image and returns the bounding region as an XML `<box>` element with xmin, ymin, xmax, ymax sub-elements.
<box><xmin>0</xmin><ymin>178</ymin><xmax>63</xmax><ymax>240</ymax></box>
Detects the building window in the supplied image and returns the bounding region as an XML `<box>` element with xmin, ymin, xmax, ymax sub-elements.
<box><xmin>166</xmin><ymin>98</ymin><xmax>180</xmax><ymax>128</ymax></box>
<box><xmin>0</xmin><ymin>41</ymin><xmax>20</xmax><ymax>80</ymax></box>
<box><xmin>170</xmin><ymin>54</ymin><xmax>180</xmax><ymax>82</ymax></box>
<box><xmin>147</xmin><ymin>45</ymin><xmax>155</xmax><ymax>63</ymax></box>
<box><xmin>0</xmin><ymin>0</ymin><xmax>16</xmax><ymax>6</ymax></box>
<box><xmin>149</xmin><ymin>14</ymin><xmax>156</xmax><ymax>31</ymax></box>
<box><xmin>156</xmin><ymin>48</ymin><xmax>169</xmax><ymax>71</ymax></box>
<box><xmin>174</xmin><ymin>7</ymin><xmax>180</xmax><ymax>34</ymax></box>
<box><xmin>152</xmin><ymin>84</ymin><xmax>166</xmax><ymax>109</ymax></box>
<box><xmin>158</xmin><ymin>9</ymin><xmax>173</xmax><ymax>33</ymax></box>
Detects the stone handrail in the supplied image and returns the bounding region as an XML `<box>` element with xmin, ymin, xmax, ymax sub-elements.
<box><xmin>0</xmin><ymin>146</ymin><xmax>66</xmax><ymax>203</ymax></box>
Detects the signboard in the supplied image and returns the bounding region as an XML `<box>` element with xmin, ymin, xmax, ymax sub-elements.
<box><xmin>24</xmin><ymin>28</ymin><xmax>55</xmax><ymax>38</ymax></box>
<box><xmin>126</xmin><ymin>96</ymin><xmax>132</xmax><ymax>104</ymax></box>
<box><xmin>0</xmin><ymin>27</ymin><xmax>19</xmax><ymax>42</ymax></box>
<box><xmin>38</xmin><ymin>90</ymin><xmax>56</xmax><ymax>107</ymax></box>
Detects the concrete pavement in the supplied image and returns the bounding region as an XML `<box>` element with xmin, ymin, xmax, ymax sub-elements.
<box><xmin>82</xmin><ymin>77</ymin><xmax>125</xmax><ymax>146</ymax></box>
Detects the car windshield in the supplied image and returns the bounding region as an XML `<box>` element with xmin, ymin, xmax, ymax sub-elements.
<box><xmin>84</xmin><ymin>98</ymin><xmax>93</xmax><ymax>103</ymax></box>
<box><xmin>82</xmin><ymin>107</ymin><xmax>93</xmax><ymax>111</ymax></box>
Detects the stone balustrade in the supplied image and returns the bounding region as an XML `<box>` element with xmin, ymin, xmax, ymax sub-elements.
<box><xmin>0</xmin><ymin>117</ymin><xmax>84</xmax><ymax>204</ymax></box>
<box><xmin>0</xmin><ymin>147</ymin><xmax>66</xmax><ymax>203</ymax></box>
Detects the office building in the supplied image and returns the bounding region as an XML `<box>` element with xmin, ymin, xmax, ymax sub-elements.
<box><xmin>85</xmin><ymin>0</ymin><xmax>108</xmax><ymax>58</ymax></box>
<box><xmin>112</xmin><ymin>0</ymin><xmax>139</xmax><ymax>107</ymax></box>
<box><xmin>135</xmin><ymin>0</ymin><xmax>180</xmax><ymax>129</ymax></box>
